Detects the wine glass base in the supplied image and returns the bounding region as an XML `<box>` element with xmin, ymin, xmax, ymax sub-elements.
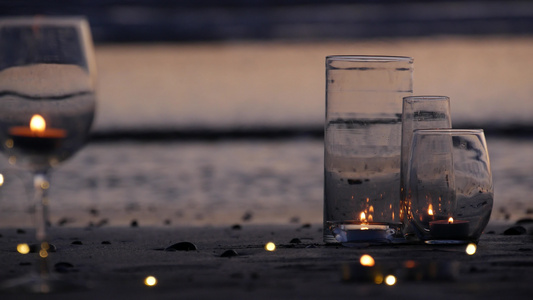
<box><xmin>1</xmin><ymin>272</ymin><xmax>88</xmax><ymax>294</ymax></box>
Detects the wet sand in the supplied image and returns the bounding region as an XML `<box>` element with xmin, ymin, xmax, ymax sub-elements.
<box><xmin>0</xmin><ymin>223</ymin><xmax>532</xmax><ymax>299</ymax></box>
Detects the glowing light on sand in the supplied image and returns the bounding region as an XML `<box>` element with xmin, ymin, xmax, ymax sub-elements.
<box><xmin>466</xmin><ymin>243</ymin><xmax>477</xmax><ymax>255</ymax></box>
<box><xmin>265</xmin><ymin>242</ymin><xmax>276</xmax><ymax>252</ymax></box>
<box><xmin>30</xmin><ymin>114</ymin><xmax>46</xmax><ymax>134</ymax></box>
<box><xmin>144</xmin><ymin>276</ymin><xmax>157</xmax><ymax>287</ymax></box>
<box><xmin>17</xmin><ymin>243</ymin><xmax>30</xmax><ymax>254</ymax></box>
<box><xmin>385</xmin><ymin>275</ymin><xmax>397</xmax><ymax>286</ymax></box>
<box><xmin>360</xmin><ymin>254</ymin><xmax>375</xmax><ymax>267</ymax></box>
<box><xmin>374</xmin><ymin>274</ymin><xmax>384</xmax><ymax>284</ymax></box>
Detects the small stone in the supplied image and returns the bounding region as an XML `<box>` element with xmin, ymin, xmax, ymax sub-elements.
<box><xmin>163</xmin><ymin>219</ymin><xmax>171</xmax><ymax>225</ymax></box>
<box><xmin>96</xmin><ymin>219</ymin><xmax>109</xmax><ymax>227</ymax></box>
<box><xmin>231</xmin><ymin>224</ymin><xmax>242</xmax><ymax>230</ymax></box>
<box><xmin>242</xmin><ymin>211</ymin><xmax>253</xmax><ymax>222</ymax></box>
<box><xmin>16</xmin><ymin>229</ymin><xmax>26</xmax><ymax>234</ymax></box>
<box><xmin>305</xmin><ymin>245</ymin><xmax>317</xmax><ymax>248</ymax></box>
<box><xmin>289</xmin><ymin>216</ymin><xmax>300</xmax><ymax>224</ymax></box>
<box><xmin>101</xmin><ymin>241</ymin><xmax>111</xmax><ymax>245</ymax></box>
<box><xmin>503</xmin><ymin>226</ymin><xmax>527</xmax><ymax>235</ymax></box>
<box><xmin>301</xmin><ymin>223</ymin><xmax>311</xmax><ymax>229</ymax></box>
<box><xmin>54</xmin><ymin>262</ymin><xmax>74</xmax><ymax>273</ymax></box>
<box><xmin>518</xmin><ymin>248</ymin><xmax>532</xmax><ymax>251</ymax></box>
<box><xmin>89</xmin><ymin>208</ymin><xmax>99</xmax><ymax>216</ymax></box>
<box><xmin>19</xmin><ymin>262</ymin><xmax>32</xmax><ymax>266</ymax></box>
<box><xmin>130</xmin><ymin>220</ymin><xmax>139</xmax><ymax>227</ymax></box>
<box><xmin>515</xmin><ymin>218</ymin><xmax>533</xmax><ymax>225</ymax></box>
<box><xmin>57</xmin><ymin>217</ymin><xmax>73</xmax><ymax>226</ymax></box>
<box><xmin>289</xmin><ymin>238</ymin><xmax>302</xmax><ymax>244</ymax></box>
<box><xmin>71</xmin><ymin>240</ymin><xmax>83</xmax><ymax>245</ymax></box>
<box><xmin>165</xmin><ymin>241</ymin><xmax>198</xmax><ymax>251</ymax></box>
<box><xmin>220</xmin><ymin>249</ymin><xmax>239</xmax><ymax>257</ymax></box>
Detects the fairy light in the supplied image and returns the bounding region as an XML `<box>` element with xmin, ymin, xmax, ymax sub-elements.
<box><xmin>466</xmin><ymin>243</ymin><xmax>477</xmax><ymax>255</ymax></box>
<box><xmin>360</xmin><ymin>254</ymin><xmax>375</xmax><ymax>267</ymax></box>
<box><xmin>144</xmin><ymin>275</ymin><xmax>157</xmax><ymax>286</ymax></box>
<box><xmin>17</xmin><ymin>243</ymin><xmax>30</xmax><ymax>254</ymax></box>
<box><xmin>265</xmin><ymin>242</ymin><xmax>276</xmax><ymax>252</ymax></box>
<box><xmin>385</xmin><ymin>275</ymin><xmax>397</xmax><ymax>286</ymax></box>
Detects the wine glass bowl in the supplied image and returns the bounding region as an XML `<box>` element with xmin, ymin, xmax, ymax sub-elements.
<box><xmin>406</xmin><ymin>129</ymin><xmax>493</xmax><ymax>244</ymax></box>
<box><xmin>0</xmin><ymin>16</ymin><xmax>96</xmax><ymax>292</ymax></box>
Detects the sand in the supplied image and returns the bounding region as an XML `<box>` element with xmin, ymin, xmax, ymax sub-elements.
<box><xmin>0</xmin><ymin>222</ymin><xmax>532</xmax><ymax>299</ymax></box>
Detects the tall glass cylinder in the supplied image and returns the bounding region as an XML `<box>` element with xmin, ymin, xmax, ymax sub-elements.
<box><xmin>324</xmin><ymin>55</ymin><xmax>413</xmax><ymax>244</ymax></box>
<box><xmin>400</xmin><ymin>96</ymin><xmax>452</xmax><ymax>238</ymax></box>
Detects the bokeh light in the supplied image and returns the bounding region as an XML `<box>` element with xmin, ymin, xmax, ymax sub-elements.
<box><xmin>360</xmin><ymin>254</ymin><xmax>375</xmax><ymax>267</ymax></box>
<box><xmin>466</xmin><ymin>243</ymin><xmax>477</xmax><ymax>255</ymax></box>
<box><xmin>144</xmin><ymin>276</ymin><xmax>157</xmax><ymax>287</ymax></box>
<box><xmin>265</xmin><ymin>242</ymin><xmax>276</xmax><ymax>251</ymax></box>
<box><xmin>17</xmin><ymin>243</ymin><xmax>30</xmax><ymax>254</ymax></box>
<box><xmin>385</xmin><ymin>275</ymin><xmax>397</xmax><ymax>286</ymax></box>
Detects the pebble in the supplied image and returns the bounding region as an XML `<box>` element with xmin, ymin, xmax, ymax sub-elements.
<box><xmin>231</xmin><ymin>224</ymin><xmax>242</xmax><ymax>230</ymax></box>
<box><xmin>71</xmin><ymin>240</ymin><xmax>83</xmax><ymax>245</ymax></box>
<box><xmin>289</xmin><ymin>238</ymin><xmax>302</xmax><ymax>244</ymax></box>
<box><xmin>130</xmin><ymin>220</ymin><xmax>139</xmax><ymax>227</ymax></box>
<box><xmin>301</xmin><ymin>223</ymin><xmax>311</xmax><ymax>229</ymax></box>
<box><xmin>16</xmin><ymin>229</ymin><xmax>26</xmax><ymax>234</ymax></box>
<box><xmin>503</xmin><ymin>226</ymin><xmax>527</xmax><ymax>235</ymax></box>
<box><xmin>54</xmin><ymin>262</ymin><xmax>75</xmax><ymax>273</ymax></box>
<box><xmin>220</xmin><ymin>249</ymin><xmax>239</xmax><ymax>257</ymax></box>
<box><xmin>165</xmin><ymin>241</ymin><xmax>198</xmax><ymax>251</ymax></box>
<box><xmin>515</xmin><ymin>218</ymin><xmax>533</xmax><ymax>225</ymax></box>
<box><xmin>101</xmin><ymin>241</ymin><xmax>111</xmax><ymax>245</ymax></box>
<box><xmin>242</xmin><ymin>211</ymin><xmax>253</xmax><ymax>222</ymax></box>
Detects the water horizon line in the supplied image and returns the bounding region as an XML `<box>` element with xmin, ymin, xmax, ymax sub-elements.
<box><xmin>89</xmin><ymin>122</ymin><xmax>532</xmax><ymax>143</ymax></box>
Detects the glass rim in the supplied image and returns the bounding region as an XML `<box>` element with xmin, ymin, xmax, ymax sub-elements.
<box><xmin>403</xmin><ymin>95</ymin><xmax>450</xmax><ymax>102</ymax></box>
<box><xmin>413</xmin><ymin>129</ymin><xmax>484</xmax><ymax>135</ymax></box>
<box><xmin>0</xmin><ymin>16</ymin><xmax>88</xmax><ymax>27</ymax></box>
<box><xmin>326</xmin><ymin>55</ymin><xmax>413</xmax><ymax>63</ymax></box>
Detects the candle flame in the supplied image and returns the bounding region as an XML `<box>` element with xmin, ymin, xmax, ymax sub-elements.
<box><xmin>448</xmin><ymin>217</ymin><xmax>454</xmax><ymax>224</ymax></box>
<box><xmin>360</xmin><ymin>212</ymin><xmax>366</xmax><ymax>222</ymax></box>
<box><xmin>30</xmin><ymin>114</ymin><xmax>46</xmax><ymax>134</ymax></box>
<box><xmin>428</xmin><ymin>204</ymin><xmax>434</xmax><ymax>216</ymax></box>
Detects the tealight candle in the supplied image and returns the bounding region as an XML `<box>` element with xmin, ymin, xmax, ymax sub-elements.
<box><xmin>7</xmin><ymin>114</ymin><xmax>66</xmax><ymax>152</ymax></box>
<box><xmin>429</xmin><ymin>217</ymin><xmax>469</xmax><ymax>240</ymax></box>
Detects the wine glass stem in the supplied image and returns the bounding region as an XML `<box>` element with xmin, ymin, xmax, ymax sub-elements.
<box><xmin>33</xmin><ymin>171</ymin><xmax>51</xmax><ymax>279</ymax></box>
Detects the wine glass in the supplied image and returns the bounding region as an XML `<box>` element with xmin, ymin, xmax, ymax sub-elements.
<box><xmin>406</xmin><ymin>129</ymin><xmax>493</xmax><ymax>244</ymax></box>
<box><xmin>0</xmin><ymin>16</ymin><xmax>96</xmax><ymax>292</ymax></box>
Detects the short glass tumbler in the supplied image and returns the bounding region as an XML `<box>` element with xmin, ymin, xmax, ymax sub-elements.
<box><xmin>406</xmin><ymin>129</ymin><xmax>493</xmax><ymax>244</ymax></box>
<box><xmin>324</xmin><ymin>55</ymin><xmax>413</xmax><ymax>244</ymax></box>
<box><xmin>400</xmin><ymin>96</ymin><xmax>452</xmax><ymax>239</ymax></box>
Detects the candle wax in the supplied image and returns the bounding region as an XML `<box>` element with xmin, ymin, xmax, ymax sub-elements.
<box><xmin>429</xmin><ymin>219</ymin><xmax>469</xmax><ymax>240</ymax></box>
<box><xmin>8</xmin><ymin>126</ymin><xmax>67</xmax><ymax>153</ymax></box>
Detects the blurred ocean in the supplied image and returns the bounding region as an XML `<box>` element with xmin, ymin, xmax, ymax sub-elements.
<box><xmin>0</xmin><ymin>1</ymin><xmax>532</xmax><ymax>228</ymax></box>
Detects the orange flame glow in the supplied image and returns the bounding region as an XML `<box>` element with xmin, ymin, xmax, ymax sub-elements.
<box><xmin>448</xmin><ymin>217</ymin><xmax>454</xmax><ymax>224</ymax></box>
<box><xmin>428</xmin><ymin>204</ymin><xmax>434</xmax><ymax>216</ymax></box>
